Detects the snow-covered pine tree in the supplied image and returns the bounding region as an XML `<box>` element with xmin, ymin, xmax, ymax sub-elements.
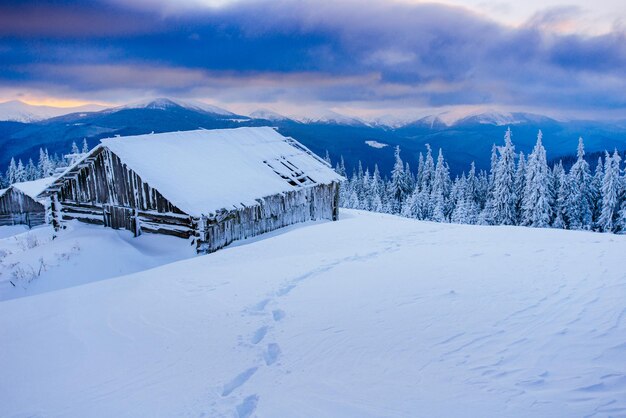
<box><xmin>389</xmin><ymin>146</ymin><xmax>409</xmax><ymax>214</ymax></box>
<box><xmin>26</xmin><ymin>158</ymin><xmax>38</xmax><ymax>181</ymax></box>
<box><xmin>430</xmin><ymin>148</ymin><xmax>451</xmax><ymax>222</ymax></box>
<box><xmin>324</xmin><ymin>150</ymin><xmax>332</xmax><ymax>166</ymax></box>
<box><xmin>360</xmin><ymin>168</ymin><xmax>372</xmax><ymax>210</ymax></box>
<box><xmin>522</xmin><ymin>130</ymin><xmax>553</xmax><ymax>227</ymax></box>
<box><xmin>404</xmin><ymin>162</ymin><xmax>415</xmax><ymax>194</ymax></box>
<box><xmin>514</xmin><ymin>152</ymin><xmax>526</xmax><ymax>224</ymax></box>
<box><xmin>71</xmin><ymin>141</ymin><xmax>80</xmax><ymax>155</ymax></box>
<box><xmin>480</xmin><ymin>144</ymin><xmax>499</xmax><ymax>225</ymax></box>
<box><xmin>451</xmin><ymin>174</ymin><xmax>468</xmax><ymax>224</ymax></box>
<box><xmin>421</xmin><ymin>145</ymin><xmax>435</xmax><ymax>194</ymax></box>
<box><xmin>6</xmin><ymin>157</ymin><xmax>17</xmax><ymax>185</ymax></box>
<box><xmin>335</xmin><ymin>156</ymin><xmax>347</xmax><ymax>178</ymax></box>
<box><xmin>476</xmin><ymin>169</ymin><xmax>489</xmax><ymax>210</ymax></box>
<box><xmin>491</xmin><ymin>128</ymin><xmax>517</xmax><ymax>225</ymax></box>
<box><xmin>416</xmin><ymin>153</ymin><xmax>425</xmax><ymax>192</ymax></box>
<box><xmin>15</xmin><ymin>159</ymin><xmax>26</xmax><ymax>183</ymax></box>
<box><xmin>591</xmin><ymin>157</ymin><xmax>604</xmax><ymax>229</ymax></box>
<box><xmin>598</xmin><ymin>150</ymin><xmax>622</xmax><ymax>232</ymax></box>
<box><xmin>348</xmin><ymin>189</ymin><xmax>360</xmax><ymax>209</ymax></box>
<box><xmin>552</xmin><ymin>162</ymin><xmax>569</xmax><ymax>229</ymax></box>
<box><xmin>82</xmin><ymin>138</ymin><xmax>90</xmax><ymax>154</ymax></box>
<box><xmin>347</xmin><ymin>167</ymin><xmax>361</xmax><ymax>209</ymax></box>
<box><xmin>337</xmin><ymin>156</ymin><xmax>350</xmax><ymax>207</ymax></box>
<box><xmin>489</xmin><ymin>143</ymin><xmax>498</xmax><ymax>187</ymax></box>
<box><xmin>566</xmin><ymin>137</ymin><xmax>593</xmax><ymax>230</ymax></box>
<box><xmin>39</xmin><ymin>149</ymin><xmax>55</xmax><ymax>177</ymax></box>
<box><xmin>364</xmin><ymin>164</ymin><xmax>382</xmax><ymax>212</ymax></box>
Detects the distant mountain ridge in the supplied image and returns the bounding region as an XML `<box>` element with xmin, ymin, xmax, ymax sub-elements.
<box><xmin>0</xmin><ymin>100</ymin><xmax>106</xmax><ymax>123</ymax></box>
<box><xmin>1</xmin><ymin>97</ymin><xmax>626</xmax><ymax>176</ymax></box>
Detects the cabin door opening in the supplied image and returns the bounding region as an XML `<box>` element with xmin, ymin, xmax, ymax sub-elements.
<box><xmin>103</xmin><ymin>205</ymin><xmax>139</xmax><ymax>236</ymax></box>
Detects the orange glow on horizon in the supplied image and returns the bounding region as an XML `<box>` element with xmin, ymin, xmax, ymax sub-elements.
<box><xmin>4</xmin><ymin>97</ymin><xmax>112</xmax><ymax>108</ymax></box>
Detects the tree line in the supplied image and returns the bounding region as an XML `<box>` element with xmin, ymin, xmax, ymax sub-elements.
<box><xmin>332</xmin><ymin>128</ymin><xmax>626</xmax><ymax>233</ymax></box>
<box><xmin>0</xmin><ymin>139</ymin><xmax>89</xmax><ymax>188</ymax></box>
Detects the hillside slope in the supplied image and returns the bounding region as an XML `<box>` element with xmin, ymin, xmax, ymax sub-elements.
<box><xmin>1</xmin><ymin>210</ymin><xmax>626</xmax><ymax>417</ymax></box>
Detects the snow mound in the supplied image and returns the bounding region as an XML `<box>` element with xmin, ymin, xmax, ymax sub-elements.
<box><xmin>1</xmin><ymin>210</ymin><xmax>625</xmax><ymax>417</ymax></box>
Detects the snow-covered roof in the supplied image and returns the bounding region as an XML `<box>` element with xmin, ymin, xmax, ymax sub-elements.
<box><xmin>49</xmin><ymin>127</ymin><xmax>342</xmax><ymax>217</ymax></box>
<box><xmin>3</xmin><ymin>177</ymin><xmax>56</xmax><ymax>200</ymax></box>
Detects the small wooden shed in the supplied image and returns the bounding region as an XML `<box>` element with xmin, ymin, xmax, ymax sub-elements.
<box><xmin>0</xmin><ymin>177</ymin><xmax>55</xmax><ymax>227</ymax></box>
<box><xmin>40</xmin><ymin>127</ymin><xmax>343</xmax><ymax>253</ymax></box>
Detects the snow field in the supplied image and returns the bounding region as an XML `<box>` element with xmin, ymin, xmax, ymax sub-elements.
<box><xmin>1</xmin><ymin>210</ymin><xmax>626</xmax><ymax>417</ymax></box>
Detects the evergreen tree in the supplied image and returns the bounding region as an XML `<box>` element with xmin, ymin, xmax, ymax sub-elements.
<box><xmin>15</xmin><ymin>159</ymin><xmax>26</xmax><ymax>183</ymax></box>
<box><xmin>388</xmin><ymin>146</ymin><xmax>409</xmax><ymax>213</ymax></box>
<box><xmin>335</xmin><ymin>156</ymin><xmax>347</xmax><ymax>177</ymax></box>
<box><xmin>360</xmin><ymin>168</ymin><xmax>371</xmax><ymax>210</ymax></box>
<box><xmin>489</xmin><ymin>143</ymin><xmax>498</xmax><ymax>187</ymax></box>
<box><xmin>26</xmin><ymin>158</ymin><xmax>38</xmax><ymax>181</ymax></box>
<box><xmin>348</xmin><ymin>190</ymin><xmax>360</xmax><ymax>209</ymax></box>
<box><xmin>71</xmin><ymin>141</ymin><xmax>80</xmax><ymax>155</ymax></box>
<box><xmin>404</xmin><ymin>162</ymin><xmax>415</xmax><ymax>194</ymax></box>
<box><xmin>480</xmin><ymin>144</ymin><xmax>500</xmax><ymax>225</ymax></box>
<box><xmin>552</xmin><ymin>162</ymin><xmax>569</xmax><ymax>229</ymax></box>
<box><xmin>430</xmin><ymin>149</ymin><xmax>451</xmax><ymax>222</ymax></box>
<box><xmin>491</xmin><ymin>128</ymin><xmax>517</xmax><ymax>225</ymax></box>
<box><xmin>323</xmin><ymin>150</ymin><xmax>332</xmax><ymax>165</ymax></box>
<box><xmin>598</xmin><ymin>150</ymin><xmax>622</xmax><ymax>232</ymax></box>
<box><xmin>522</xmin><ymin>130</ymin><xmax>553</xmax><ymax>227</ymax></box>
<box><xmin>591</xmin><ymin>157</ymin><xmax>604</xmax><ymax>229</ymax></box>
<box><xmin>514</xmin><ymin>152</ymin><xmax>526</xmax><ymax>223</ymax></box>
<box><xmin>82</xmin><ymin>138</ymin><xmax>90</xmax><ymax>154</ymax></box>
<box><xmin>451</xmin><ymin>175</ymin><xmax>468</xmax><ymax>224</ymax></box>
<box><xmin>566</xmin><ymin>137</ymin><xmax>593</xmax><ymax>229</ymax></box>
<box><xmin>6</xmin><ymin>157</ymin><xmax>17</xmax><ymax>184</ymax></box>
<box><xmin>421</xmin><ymin>145</ymin><xmax>435</xmax><ymax>194</ymax></box>
<box><xmin>416</xmin><ymin>153</ymin><xmax>425</xmax><ymax>191</ymax></box>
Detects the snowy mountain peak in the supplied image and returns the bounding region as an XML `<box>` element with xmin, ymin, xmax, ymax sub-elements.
<box><xmin>454</xmin><ymin>110</ymin><xmax>556</xmax><ymax>126</ymax></box>
<box><xmin>292</xmin><ymin>109</ymin><xmax>368</xmax><ymax>126</ymax></box>
<box><xmin>116</xmin><ymin>98</ymin><xmax>236</xmax><ymax>116</ymax></box>
<box><xmin>400</xmin><ymin>113</ymin><xmax>450</xmax><ymax>129</ymax></box>
<box><xmin>249</xmin><ymin>109</ymin><xmax>289</xmax><ymax>121</ymax></box>
<box><xmin>0</xmin><ymin>100</ymin><xmax>105</xmax><ymax>122</ymax></box>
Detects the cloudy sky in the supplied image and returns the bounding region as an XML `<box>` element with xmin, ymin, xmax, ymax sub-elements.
<box><xmin>1</xmin><ymin>0</ymin><xmax>625</xmax><ymax>119</ymax></box>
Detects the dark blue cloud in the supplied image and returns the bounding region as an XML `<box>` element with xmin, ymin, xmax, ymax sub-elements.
<box><xmin>1</xmin><ymin>0</ymin><xmax>625</xmax><ymax>114</ymax></box>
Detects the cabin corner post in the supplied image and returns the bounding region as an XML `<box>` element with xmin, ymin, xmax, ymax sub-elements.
<box><xmin>332</xmin><ymin>181</ymin><xmax>340</xmax><ymax>221</ymax></box>
<box><xmin>50</xmin><ymin>194</ymin><xmax>61</xmax><ymax>231</ymax></box>
<box><xmin>195</xmin><ymin>215</ymin><xmax>208</xmax><ymax>254</ymax></box>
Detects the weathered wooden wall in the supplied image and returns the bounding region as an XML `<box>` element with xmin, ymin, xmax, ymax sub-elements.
<box><xmin>49</xmin><ymin>147</ymin><xmax>194</xmax><ymax>238</ymax></box>
<box><xmin>0</xmin><ymin>188</ymin><xmax>46</xmax><ymax>227</ymax></box>
<box><xmin>196</xmin><ymin>181</ymin><xmax>340</xmax><ymax>254</ymax></box>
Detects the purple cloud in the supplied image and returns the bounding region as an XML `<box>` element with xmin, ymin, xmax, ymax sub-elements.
<box><xmin>1</xmin><ymin>0</ymin><xmax>625</xmax><ymax>115</ymax></box>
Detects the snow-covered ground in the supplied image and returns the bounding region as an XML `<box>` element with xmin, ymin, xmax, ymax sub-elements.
<box><xmin>1</xmin><ymin>210</ymin><xmax>626</xmax><ymax>417</ymax></box>
<box><xmin>0</xmin><ymin>221</ymin><xmax>196</xmax><ymax>301</ymax></box>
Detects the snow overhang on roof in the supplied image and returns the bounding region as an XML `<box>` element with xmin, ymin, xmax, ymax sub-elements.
<box><xmin>10</xmin><ymin>177</ymin><xmax>57</xmax><ymax>200</ymax></box>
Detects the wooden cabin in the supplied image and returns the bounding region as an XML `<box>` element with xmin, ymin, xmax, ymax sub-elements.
<box><xmin>39</xmin><ymin>127</ymin><xmax>344</xmax><ymax>253</ymax></box>
<box><xmin>0</xmin><ymin>177</ymin><xmax>55</xmax><ymax>227</ymax></box>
